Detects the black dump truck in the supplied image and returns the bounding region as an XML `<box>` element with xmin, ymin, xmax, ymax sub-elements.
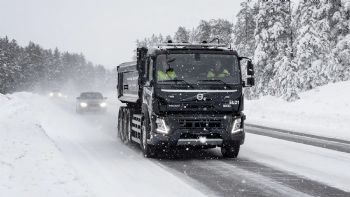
<box><xmin>116</xmin><ymin>42</ymin><xmax>254</xmax><ymax>158</ymax></box>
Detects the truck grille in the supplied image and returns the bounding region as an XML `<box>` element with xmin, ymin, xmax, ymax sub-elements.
<box><xmin>180</xmin><ymin>133</ymin><xmax>222</xmax><ymax>139</ymax></box>
<box><xmin>184</xmin><ymin>104</ymin><xmax>214</xmax><ymax>110</ymax></box>
<box><xmin>178</xmin><ymin>119</ymin><xmax>222</xmax><ymax>129</ymax></box>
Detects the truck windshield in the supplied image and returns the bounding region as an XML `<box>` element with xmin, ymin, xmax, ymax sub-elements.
<box><xmin>156</xmin><ymin>54</ymin><xmax>240</xmax><ymax>85</ymax></box>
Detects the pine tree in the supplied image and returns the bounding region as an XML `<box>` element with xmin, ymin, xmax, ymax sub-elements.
<box><xmin>294</xmin><ymin>0</ymin><xmax>332</xmax><ymax>91</ymax></box>
<box><xmin>233</xmin><ymin>0</ymin><xmax>258</xmax><ymax>57</ymax></box>
<box><xmin>253</xmin><ymin>0</ymin><xmax>293</xmax><ymax>97</ymax></box>
<box><xmin>329</xmin><ymin>0</ymin><xmax>350</xmax><ymax>81</ymax></box>
<box><xmin>0</xmin><ymin>37</ymin><xmax>21</xmax><ymax>93</ymax></box>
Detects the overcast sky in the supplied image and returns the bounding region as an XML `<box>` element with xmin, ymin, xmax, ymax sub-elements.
<box><xmin>0</xmin><ymin>0</ymin><xmax>244</xmax><ymax>69</ymax></box>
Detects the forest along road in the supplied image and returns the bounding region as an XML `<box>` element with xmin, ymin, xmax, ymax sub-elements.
<box><xmin>28</xmin><ymin>94</ymin><xmax>350</xmax><ymax>197</ymax></box>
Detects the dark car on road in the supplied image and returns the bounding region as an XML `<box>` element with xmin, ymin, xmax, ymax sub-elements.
<box><xmin>76</xmin><ymin>92</ymin><xmax>107</xmax><ymax>113</ymax></box>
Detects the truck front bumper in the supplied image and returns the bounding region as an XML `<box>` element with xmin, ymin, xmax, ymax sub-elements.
<box><xmin>148</xmin><ymin>114</ymin><xmax>245</xmax><ymax>147</ymax></box>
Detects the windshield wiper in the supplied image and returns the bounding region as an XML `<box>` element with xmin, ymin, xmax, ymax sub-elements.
<box><xmin>160</xmin><ymin>79</ymin><xmax>194</xmax><ymax>89</ymax></box>
<box><xmin>196</xmin><ymin>80</ymin><xmax>232</xmax><ymax>88</ymax></box>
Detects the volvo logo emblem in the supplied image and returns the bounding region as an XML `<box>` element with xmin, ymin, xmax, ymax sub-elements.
<box><xmin>196</xmin><ymin>94</ymin><xmax>204</xmax><ymax>101</ymax></box>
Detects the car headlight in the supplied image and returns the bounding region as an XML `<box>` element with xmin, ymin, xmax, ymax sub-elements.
<box><xmin>80</xmin><ymin>102</ymin><xmax>88</xmax><ymax>108</ymax></box>
<box><xmin>231</xmin><ymin>117</ymin><xmax>243</xmax><ymax>134</ymax></box>
<box><xmin>49</xmin><ymin>93</ymin><xmax>54</xmax><ymax>97</ymax></box>
<box><xmin>100</xmin><ymin>102</ymin><xmax>107</xmax><ymax>107</ymax></box>
<box><xmin>155</xmin><ymin>118</ymin><xmax>169</xmax><ymax>134</ymax></box>
<box><xmin>58</xmin><ymin>93</ymin><xmax>63</xmax><ymax>97</ymax></box>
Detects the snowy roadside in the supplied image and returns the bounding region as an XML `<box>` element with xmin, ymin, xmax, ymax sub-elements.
<box><xmin>241</xmin><ymin>133</ymin><xmax>350</xmax><ymax>192</ymax></box>
<box><xmin>0</xmin><ymin>92</ymin><xmax>206</xmax><ymax>197</ymax></box>
<box><xmin>0</xmin><ymin>93</ymin><xmax>93</xmax><ymax>197</ymax></box>
<box><xmin>245</xmin><ymin>81</ymin><xmax>350</xmax><ymax>141</ymax></box>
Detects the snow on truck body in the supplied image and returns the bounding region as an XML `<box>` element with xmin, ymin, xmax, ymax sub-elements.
<box><xmin>116</xmin><ymin>43</ymin><xmax>255</xmax><ymax>158</ymax></box>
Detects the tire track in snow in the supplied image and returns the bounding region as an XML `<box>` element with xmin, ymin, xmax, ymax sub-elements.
<box><xmin>153</xmin><ymin>149</ymin><xmax>350</xmax><ymax>197</ymax></box>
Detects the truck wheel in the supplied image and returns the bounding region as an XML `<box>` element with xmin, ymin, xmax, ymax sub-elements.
<box><xmin>140</xmin><ymin>114</ymin><xmax>155</xmax><ymax>158</ymax></box>
<box><xmin>221</xmin><ymin>143</ymin><xmax>240</xmax><ymax>158</ymax></box>
<box><xmin>123</xmin><ymin>108</ymin><xmax>131</xmax><ymax>144</ymax></box>
<box><xmin>117</xmin><ymin>107</ymin><xmax>124</xmax><ymax>141</ymax></box>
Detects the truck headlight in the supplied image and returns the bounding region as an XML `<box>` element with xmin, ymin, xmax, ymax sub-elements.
<box><xmin>156</xmin><ymin>118</ymin><xmax>169</xmax><ymax>134</ymax></box>
<box><xmin>100</xmin><ymin>102</ymin><xmax>107</xmax><ymax>107</ymax></box>
<box><xmin>80</xmin><ymin>102</ymin><xmax>88</xmax><ymax>108</ymax></box>
<box><xmin>231</xmin><ymin>117</ymin><xmax>243</xmax><ymax>134</ymax></box>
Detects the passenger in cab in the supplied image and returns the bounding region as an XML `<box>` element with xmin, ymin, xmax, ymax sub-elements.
<box><xmin>207</xmin><ymin>60</ymin><xmax>230</xmax><ymax>79</ymax></box>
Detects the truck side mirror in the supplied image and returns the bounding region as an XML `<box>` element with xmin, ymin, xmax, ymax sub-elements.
<box><xmin>247</xmin><ymin>61</ymin><xmax>254</xmax><ymax>76</ymax></box>
<box><xmin>246</xmin><ymin>77</ymin><xmax>255</xmax><ymax>87</ymax></box>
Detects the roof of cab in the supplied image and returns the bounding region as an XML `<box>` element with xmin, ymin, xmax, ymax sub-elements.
<box><xmin>148</xmin><ymin>43</ymin><xmax>238</xmax><ymax>56</ymax></box>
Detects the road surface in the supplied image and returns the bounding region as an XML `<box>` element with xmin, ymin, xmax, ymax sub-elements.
<box><xmin>12</xmin><ymin>93</ymin><xmax>350</xmax><ymax>197</ymax></box>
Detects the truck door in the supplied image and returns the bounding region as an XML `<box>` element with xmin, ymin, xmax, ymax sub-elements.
<box><xmin>143</xmin><ymin>57</ymin><xmax>154</xmax><ymax>113</ymax></box>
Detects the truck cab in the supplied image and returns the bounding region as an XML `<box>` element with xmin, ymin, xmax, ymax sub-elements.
<box><xmin>117</xmin><ymin>43</ymin><xmax>254</xmax><ymax>158</ymax></box>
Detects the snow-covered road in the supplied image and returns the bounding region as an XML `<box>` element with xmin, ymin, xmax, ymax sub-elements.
<box><xmin>1</xmin><ymin>92</ymin><xmax>350</xmax><ymax>197</ymax></box>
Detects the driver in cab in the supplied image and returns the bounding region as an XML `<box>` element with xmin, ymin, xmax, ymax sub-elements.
<box><xmin>207</xmin><ymin>60</ymin><xmax>230</xmax><ymax>79</ymax></box>
<box><xmin>157</xmin><ymin>57</ymin><xmax>177</xmax><ymax>81</ymax></box>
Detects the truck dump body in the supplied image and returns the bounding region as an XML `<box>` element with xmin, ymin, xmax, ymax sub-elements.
<box><xmin>117</xmin><ymin>61</ymin><xmax>140</xmax><ymax>103</ymax></box>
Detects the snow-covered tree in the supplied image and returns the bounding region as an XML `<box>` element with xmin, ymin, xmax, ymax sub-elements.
<box><xmin>329</xmin><ymin>0</ymin><xmax>350</xmax><ymax>81</ymax></box>
<box><xmin>193</xmin><ymin>20</ymin><xmax>211</xmax><ymax>43</ymax></box>
<box><xmin>0</xmin><ymin>37</ymin><xmax>21</xmax><ymax>93</ymax></box>
<box><xmin>210</xmin><ymin>19</ymin><xmax>233</xmax><ymax>44</ymax></box>
<box><xmin>253</xmin><ymin>0</ymin><xmax>294</xmax><ymax>97</ymax></box>
<box><xmin>233</xmin><ymin>0</ymin><xmax>259</xmax><ymax>57</ymax></box>
<box><xmin>174</xmin><ymin>26</ymin><xmax>190</xmax><ymax>42</ymax></box>
<box><xmin>293</xmin><ymin>0</ymin><xmax>333</xmax><ymax>91</ymax></box>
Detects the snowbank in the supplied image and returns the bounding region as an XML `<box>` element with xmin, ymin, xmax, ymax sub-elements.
<box><xmin>0</xmin><ymin>93</ymin><xmax>92</xmax><ymax>197</ymax></box>
<box><xmin>242</xmin><ymin>133</ymin><xmax>350</xmax><ymax>192</ymax></box>
<box><xmin>245</xmin><ymin>81</ymin><xmax>350</xmax><ymax>140</ymax></box>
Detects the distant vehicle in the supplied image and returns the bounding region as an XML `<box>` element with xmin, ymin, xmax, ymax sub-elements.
<box><xmin>49</xmin><ymin>90</ymin><xmax>67</xmax><ymax>99</ymax></box>
<box><xmin>76</xmin><ymin>92</ymin><xmax>107</xmax><ymax>113</ymax></box>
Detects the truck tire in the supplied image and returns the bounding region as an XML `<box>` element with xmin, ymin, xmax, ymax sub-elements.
<box><xmin>123</xmin><ymin>108</ymin><xmax>131</xmax><ymax>144</ymax></box>
<box><xmin>118</xmin><ymin>107</ymin><xmax>125</xmax><ymax>141</ymax></box>
<box><xmin>140</xmin><ymin>113</ymin><xmax>155</xmax><ymax>158</ymax></box>
<box><xmin>221</xmin><ymin>143</ymin><xmax>240</xmax><ymax>158</ymax></box>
